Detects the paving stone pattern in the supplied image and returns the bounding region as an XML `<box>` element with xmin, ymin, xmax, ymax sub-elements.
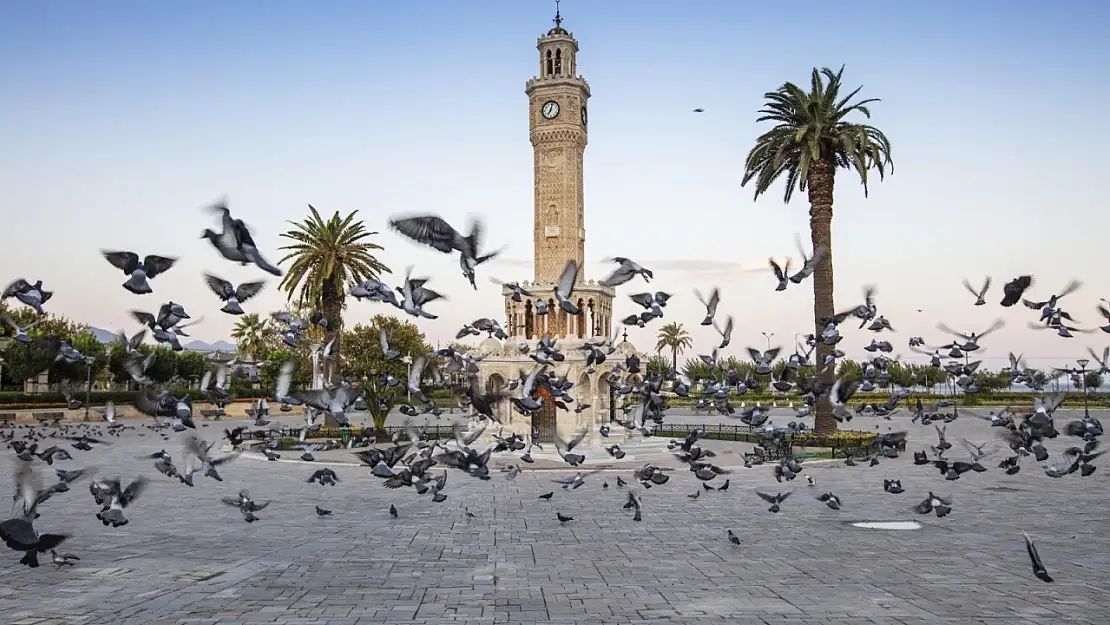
<box><xmin>1</xmin><ymin>410</ymin><xmax>1107</xmax><ymax>625</ymax></box>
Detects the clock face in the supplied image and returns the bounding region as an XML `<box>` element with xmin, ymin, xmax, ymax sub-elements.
<box><xmin>581</xmin><ymin>106</ymin><xmax>587</xmax><ymax>125</ymax></box>
<box><xmin>541</xmin><ymin>100</ymin><xmax>560</xmax><ymax>119</ymax></box>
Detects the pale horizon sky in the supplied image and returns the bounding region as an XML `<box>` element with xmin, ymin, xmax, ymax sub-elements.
<box><xmin>2</xmin><ymin>0</ymin><xmax>1109</xmax><ymax>371</ymax></box>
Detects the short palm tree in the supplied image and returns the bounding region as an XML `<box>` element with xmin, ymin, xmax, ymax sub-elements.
<box><xmin>655</xmin><ymin>322</ymin><xmax>693</xmax><ymax>375</ymax></box>
<box><xmin>278</xmin><ymin>205</ymin><xmax>390</xmax><ymax>383</ymax></box>
<box><xmin>230</xmin><ymin>313</ymin><xmax>268</xmax><ymax>360</ymax></box>
<box><xmin>742</xmin><ymin>66</ymin><xmax>893</xmax><ymax>434</ymax></box>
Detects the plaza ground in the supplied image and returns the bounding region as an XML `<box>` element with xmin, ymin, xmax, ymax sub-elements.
<box><xmin>0</xmin><ymin>409</ymin><xmax>1106</xmax><ymax>624</ymax></box>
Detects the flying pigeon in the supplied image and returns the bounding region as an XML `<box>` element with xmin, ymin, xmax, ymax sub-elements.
<box><xmin>202</xmin><ymin>274</ymin><xmax>265</xmax><ymax>315</ymax></box>
<box><xmin>101</xmin><ymin>250</ymin><xmax>177</xmax><ymax>294</ymax></box>
<box><xmin>201</xmin><ymin>201</ymin><xmax>283</xmax><ymax>276</ymax></box>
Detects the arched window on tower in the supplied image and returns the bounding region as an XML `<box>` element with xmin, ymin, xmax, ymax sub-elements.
<box><xmin>554</xmin><ymin>49</ymin><xmax>563</xmax><ymax>76</ymax></box>
<box><xmin>545</xmin><ymin>50</ymin><xmax>553</xmax><ymax>76</ymax></box>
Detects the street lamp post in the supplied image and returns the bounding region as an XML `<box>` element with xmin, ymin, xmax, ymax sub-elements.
<box><xmin>402</xmin><ymin>355</ymin><xmax>412</xmax><ymax>403</ymax></box>
<box><xmin>761</xmin><ymin>332</ymin><xmax>775</xmax><ymax>351</ymax></box>
<box><xmin>1077</xmin><ymin>358</ymin><xmax>1091</xmax><ymax>419</ymax></box>
<box><xmin>84</xmin><ymin>357</ymin><xmax>96</xmax><ymax>422</ymax></box>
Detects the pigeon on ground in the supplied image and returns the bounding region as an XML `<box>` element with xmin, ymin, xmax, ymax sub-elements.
<box><xmin>756</xmin><ymin>490</ymin><xmax>791</xmax><ymax>513</ymax></box>
<box><xmin>1023</xmin><ymin>532</ymin><xmax>1053</xmax><ymax>582</ymax></box>
<box><xmin>50</xmin><ymin>550</ymin><xmax>80</xmax><ymax>566</ymax></box>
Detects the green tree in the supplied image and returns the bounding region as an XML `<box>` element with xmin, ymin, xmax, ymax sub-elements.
<box><xmin>447</xmin><ymin>341</ymin><xmax>472</xmax><ymax>354</ymax></box>
<box><xmin>50</xmin><ymin>331</ymin><xmax>108</xmax><ymax>383</ymax></box>
<box><xmin>0</xmin><ymin>340</ymin><xmax>54</xmax><ymax>386</ymax></box>
<box><xmin>278</xmin><ymin>205</ymin><xmax>390</xmax><ymax>384</ymax></box>
<box><xmin>742</xmin><ymin>66</ymin><xmax>893</xmax><ymax>433</ymax></box>
<box><xmin>645</xmin><ymin>355</ymin><xmax>671</xmax><ymax>379</ymax></box>
<box><xmin>259</xmin><ymin>347</ymin><xmax>312</xmax><ymax>393</ymax></box>
<box><xmin>974</xmin><ymin>370</ymin><xmax>1012</xmax><ymax>393</ymax></box>
<box><xmin>836</xmin><ymin>359</ymin><xmax>863</xmax><ymax>379</ymax></box>
<box><xmin>0</xmin><ymin>306</ymin><xmax>90</xmax><ymax>385</ymax></box>
<box><xmin>107</xmin><ymin>340</ymin><xmax>139</xmax><ymax>385</ymax></box>
<box><xmin>1084</xmin><ymin>371</ymin><xmax>1104</xmax><ymax>391</ymax></box>
<box><xmin>146</xmin><ymin>346</ymin><xmax>179</xmax><ymax>384</ymax></box>
<box><xmin>362</xmin><ymin>377</ymin><xmax>400</xmax><ymax>442</ymax></box>
<box><xmin>342</xmin><ymin>315</ymin><xmax>430</xmax><ymax>382</ymax></box>
<box><xmin>230</xmin><ymin>313</ymin><xmax>269</xmax><ymax>360</ymax></box>
<box><xmin>655</xmin><ymin>322</ymin><xmax>693</xmax><ymax>374</ymax></box>
<box><xmin>680</xmin><ymin>358</ymin><xmax>711</xmax><ymax>382</ymax></box>
<box><xmin>176</xmin><ymin>351</ymin><xmax>208</xmax><ymax>384</ymax></box>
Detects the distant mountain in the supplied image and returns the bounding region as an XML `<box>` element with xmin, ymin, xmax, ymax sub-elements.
<box><xmin>87</xmin><ymin>327</ymin><xmax>234</xmax><ymax>352</ymax></box>
<box><xmin>182</xmin><ymin>339</ymin><xmax>237</xmax><ymax>353</ymax></box>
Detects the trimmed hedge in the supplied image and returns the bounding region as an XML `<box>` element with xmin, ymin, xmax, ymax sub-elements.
<box><xmin>0</xmin><ymin>388</ymin><xmax>1102</xmax><ymax>410</ymax></box>
<box><xmin>650</xmin><ymin>423</ymin><xmax>877</xmax><ymax>446</ymax></box>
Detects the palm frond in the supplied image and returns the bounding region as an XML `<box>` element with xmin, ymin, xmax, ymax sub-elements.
<box><xmin>742</xmin><ymin>66</ymin><xmax>893</xmax><ymax>202</ymax></box>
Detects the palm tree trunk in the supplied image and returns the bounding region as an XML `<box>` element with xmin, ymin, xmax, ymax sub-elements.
<box><xmin>807</xmin><ymin>159</ymin><xmax>837</xmax><ymax>434</ymax></box>
<box><xmin>672</xmin><ymin>347</ymin><xmax>678</xmax><ymax>375</ymax></box>
<box><xmin>321</xmin><ymin>277</ymin><xmax>343</xmax><ymax>386</ymax></box>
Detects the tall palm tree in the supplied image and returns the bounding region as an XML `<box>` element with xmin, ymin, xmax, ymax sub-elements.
<box><xmin>231</xmin><ymin>313</ymin><xmax>267</xmax><ymax>360</ymax></box>
<box><xmin>655</xmin><ymin>322</ymin><xmax>693</xmax><ymax>374</ymax></box>
<box><xmin>742</xmin><ymin>66</ymin><xmax>893</xmax><ymax>434</ymax></box>
<box><xmin>278</xmin><ymin>205</ymin><xmax>390</xmax><ymax>383</ymax></box>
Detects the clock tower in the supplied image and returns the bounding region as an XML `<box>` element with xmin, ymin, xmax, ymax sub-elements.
<box><xmin>502</xmin><ymin>6</ymin><xmax>614</xmax><ymax>341</ymax></box>
<box><xmin>527</xmin><ymin>7</ymin><xmax>589</xmax><ymax>285</ymax></box>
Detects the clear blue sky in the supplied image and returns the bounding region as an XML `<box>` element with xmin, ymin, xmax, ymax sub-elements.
<box><xmin>2</xmin><ymin>0</ymin><xmax>1108</xmax><ymax>370</ymax></box>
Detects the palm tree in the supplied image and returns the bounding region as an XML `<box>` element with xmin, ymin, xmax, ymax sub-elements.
<box><xmin>655</xmin><ymin>322</ymin><xmax>693</xmax><ymax>375</ymax></box>
<box><xmin>742</xmin><ymin>66</ymin><xmax>893</xmax><ymax>433</ymax></box>
<box><xmin>231</xmin><ymin>313</ymin><xmax>268</xmax><ymax>360</ymax></box>
<box><xmin>278</xmin><ymin>205</ymin><xmax>390</xmax><ymax>383</ymax></box>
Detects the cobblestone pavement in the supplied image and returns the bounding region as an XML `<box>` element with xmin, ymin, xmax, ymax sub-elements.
<box><xmin>0</xmin><ymin>412</ymin><xmax>1106</xmax><ymax>625</ymax></box>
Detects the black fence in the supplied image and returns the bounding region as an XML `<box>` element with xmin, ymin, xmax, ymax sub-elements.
<box><xmin>253</xmin><ymin>424</ymin><xmax>460</xmax><ymax>443</ymax></box>
<box><xmin>648</xmin><ymin>423</ymin><xmax>882</xmax><ymax>458</ymax></box>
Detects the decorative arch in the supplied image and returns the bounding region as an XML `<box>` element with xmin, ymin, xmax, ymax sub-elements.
<box><xmin>597</xmin><ymin>374</ymin><xmax>611</xmax><ymax>415</ymax></box>
<box><xmin>486</xmin><ymin>372</ymin><xmax>507</xmax><ymax>422</ymax></box>
<box><xmin>545</xmin><ymin>49</ymin><xmax>553</xmax><ymax>76</ymax></box>
<box><xmin>576</xmin><ymin>371</ymin><xmax>592</xmax><ymax>405</ymax></box>
<box><xmin>554</xmin><ymin>48</ymin><xmax>563</xmax><ymax>75</ymax></box>
<box><xmin>486</xmin><ymin>373</ymin><xmax>506</xmax><ymax>395</ymax></box>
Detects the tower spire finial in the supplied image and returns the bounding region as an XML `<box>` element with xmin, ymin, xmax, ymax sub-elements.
<box><xmin>553</xmin><ymin>0</ymin><xmax>562</xmax><ymax>28</ymax></box>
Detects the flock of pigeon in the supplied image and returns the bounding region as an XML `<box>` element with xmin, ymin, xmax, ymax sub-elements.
<box><xmin>0</xmin><ymin>206</ymin><xmax>1106</xmax><ymax>589</ymax></box>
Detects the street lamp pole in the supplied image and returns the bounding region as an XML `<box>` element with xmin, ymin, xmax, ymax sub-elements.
<box><xmin>761</xmin><ymin>331</ymin><xmax>775</xmax><ymax>351</ymax></box>
<box><xmin>84</xmin><ymin>357</ymin><xmax>95</xmax><ymax>422</ymax></box>
<box><xmin>1077</xmin><ymin>358</ymin><xmax>1090</xmax><ymax>419</ymax></box>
